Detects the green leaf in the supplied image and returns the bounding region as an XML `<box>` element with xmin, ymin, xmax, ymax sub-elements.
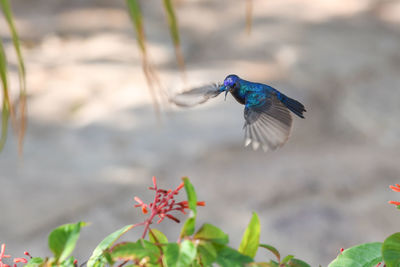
<box><xmin>239</xmin><ymin>212</ymin><xmax>260</xmax><ymax>258</ymax></box>
<box><xmin>163</xmin><ymin>241</ymin><xmax>197</xmax><ymax>267</ymax></box>
<box><xmin>288</xmin><ymin>258</ymin><xmax>311</xmax><ymax>267</ymax></box>
<box><xmin>110</xmin><ymin>240</ymin><xmax>160</xmax><ymax>264</ymax></box>
<box><xmin>382</xmin><ymin>232</ymin><xmax>400</xmax><ymax>267</ymax></box>
<box><xmin>87</xmin><ymin>224</ymin><xmax>134</xmax><ymax>267</ymax></box>
<box><xmin>182</xmin><ymin>177</ymin><xmax>197</xmax><ymax>214</ymax></box>
<box><xmin>328</xmin><ymin>242</ymin><xmax>382</xmax><ymax>267</ymax></box>
<box><xmin>194</xmin><ymin>223</ymin><xmax>229</xmax><ymax>245</ymax></box>
<box><xmin>216</xmin><ymin>246</ymin><xmax>253</xmax><ymax>267</ymax></box>
<box><xmin>163</xmin><ymin>243</ymin><xmax>179</xmax><ymax>266</ymax></box>
<box><xmin>266</xmin><ymin>260</ymin><xmax>280</xmax><ymax>267</ymax></box>
<box><xmin>25</xmin><ymin>257</ymin><xmax>44</xmax><ymax>267</ymax></box>
<box><xmin>197</xmin><ymin>242</ymin><xmax>217</xmax><ymax>266</ymax></box>
<box><xmin>177</xmin><ymin>240</ymin><xmax>197</xmax><ymax>267</ymax></box>
<box><xmin>282</xmin><ymin>255</ymin><xmax>294</xmax><ymax>264</ymax></box>
<box><xmin>180</xmin><ymin>217</ymin><xmax>196</xmax><ymax>238</ymax></box>
<box><xmin>180</xmin><ymin>177</ymin><xmax>198</xmax><ymax>238</ymax></box>
<box><xmin>48</xmin><ymin>222</ymin><xmax>87</xmax><ymax>263</ymax></box>
<box><xmin>259</xmin><ymin>244</ymin><xmax>280</xmax><ymax>262</ymax></box>
<box><xmin>246</xmin><ymin>263</ymin><xmax>274</xmax><ymax>267</ymax></box>
<box><xmin>149</xmin><ymin>228</ymin><xmax>168</xmax><ymax>244</ymax></box>
<box><xmin>60</xmin><ymin>256</ymin><xmax>76</xmax><ymax>267</ymax></box>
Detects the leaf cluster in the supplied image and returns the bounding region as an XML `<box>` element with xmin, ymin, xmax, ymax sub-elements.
<box><xmin>25</xmin><ymin>178</ymin><xmax>311</xmax><ymax>267</ymax></box>
<box><xmin>22</xmin><ymin>178</ymin><xmax>400</xmax><ymax>267</ymax></box>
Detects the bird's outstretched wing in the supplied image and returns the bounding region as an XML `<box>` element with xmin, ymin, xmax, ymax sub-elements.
<box><xmin>170</xmin><ymin>83</ymin><xmax>222</xmax><ymax>107</ymax></box>
<box><xmin>244</xmin><ymin>94</ymin><xmax>292</xmax><ymax>151</ymax></box>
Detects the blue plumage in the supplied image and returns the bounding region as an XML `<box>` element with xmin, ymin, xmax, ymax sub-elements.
<box><xmin>171</xmin><ymin>74</ymin><xmax>306</xmax><ymax>151</ymax></box>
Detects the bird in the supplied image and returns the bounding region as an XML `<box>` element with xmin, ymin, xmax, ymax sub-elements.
<box><xmin>170</xmin><ymin>74</ymin><xmax>306</xmax><ymax>151</ymax></box>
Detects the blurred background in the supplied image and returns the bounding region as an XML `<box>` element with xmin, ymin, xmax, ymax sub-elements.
<box><xmin>1</xmin><ymin>0</ymin><xmax>400</xmax><ymax>265</ymax></box>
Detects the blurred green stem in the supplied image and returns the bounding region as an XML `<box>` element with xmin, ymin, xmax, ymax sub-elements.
<box><xmin>246</xmin><ymin>0</ymin><xmax>253</xmax><ymax>34</ymax></box>
<box><xmin>0</xmin><ymin>0</ymin><xmax>27</xmax><ymax>153</ymax></box>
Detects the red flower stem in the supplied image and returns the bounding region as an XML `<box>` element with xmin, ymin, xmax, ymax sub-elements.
<box><xmin>117</xmin><ymin>260</ymin><xmax>129</xmax><ymax>267</ymax></box>
<box><xmin>141</xmin><ymin>213</ymin><xmax>157</xmax><ymax>239</ymax></box>
<box><xmin>141</xmin><ymin>187</ymin><xmax>162</xmax><ymax>238</ymax></box>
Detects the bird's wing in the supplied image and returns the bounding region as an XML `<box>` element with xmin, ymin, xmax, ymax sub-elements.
<box><xmin>243</xmin><ymin>93</ymin><xmax>292</xmax><ymax>151</ymax></box>
<box><xmin>170</xmin><ymin>83</ymin><xmax>222</xmax><ymax>107</ymax></box>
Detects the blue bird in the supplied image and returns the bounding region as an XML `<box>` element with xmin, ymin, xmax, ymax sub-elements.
<box><xmin>171</xmin><ymin>74</ymin><xmax>306</xmax><ymax>151</ymax></box>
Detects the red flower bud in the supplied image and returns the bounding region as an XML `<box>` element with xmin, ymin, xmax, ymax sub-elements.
<box><xmin>175</xmin><ymin>182</ymin><xmax>185</xmax><ymax>192</ymax></box>
<box><xmin>390</xmin><ymin>184</ymin><xmax>400</xmax><ymax>192</ymax></box>
<box><xmin>134</xmin><ymin>197</ymin><xmax>144</xmax><ymax>205</ymax></box>
<box><xmin>13</xmin><ymin>258</ymin><xmax>28</xmax><ymax>264</ymax></box>
<box><xmin>142</xmin><ymin>205</ymin><xmax>148</xmax><ymax>214</ymax></box>
<box><xmin>152</xmin><ymin>176</ymin><xmax>157</xmax><ymax>188</ymax></box>
<box><xmin>166</xmin><ymin>214</ymin><xmax>180</xmax><ymax>223</ymax></box>
<box><xmin>197</xmin><ymin>201</ymin><xmax>206</xmax><ymax>206</ymax></box>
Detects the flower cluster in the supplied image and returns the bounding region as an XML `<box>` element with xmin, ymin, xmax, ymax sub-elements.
<box><xmin>0</xmin><ymin>244</ymin><xmax>30</xmax><ymax>267</ymax></box>
<box><xmin>134</xmin><ymin>176</ymin><xmax>205</xmax><ymax>238</ymax></box>
<box><xmin>388</xmin><ymin>184</ymin><xmax>400</xmax><ymax>208</ymax></box>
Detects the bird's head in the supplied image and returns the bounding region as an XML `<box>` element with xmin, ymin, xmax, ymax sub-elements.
<box><xmin>220</xmin><ymin>74</ymin><xmax>239</xmax><ymax>99</ymax></box>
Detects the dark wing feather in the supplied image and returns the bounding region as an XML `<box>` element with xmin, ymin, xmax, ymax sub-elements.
<box><xmin>243</xmin><ymin>94</ymin><xmax>292</xmax><ymax>151</ymax></box>
<box><xmin>170</xmin><ymin>83</ymin><xmax>222</xmax><ymax>107</ymax></box>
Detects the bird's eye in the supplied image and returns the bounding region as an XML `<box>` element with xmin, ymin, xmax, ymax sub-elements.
<box><xmin>232</xmin><ymin>83</ymin><xmax>236</xmax><ymax>87</ymax></box>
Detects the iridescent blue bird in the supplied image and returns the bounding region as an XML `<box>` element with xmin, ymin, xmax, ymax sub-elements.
<box><xmin>171</xmin><ymin>74</ymin><xmax>306</xmax><ymax>151</ymax></box>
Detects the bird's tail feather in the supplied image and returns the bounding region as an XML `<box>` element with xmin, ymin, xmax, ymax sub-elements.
<box><xmin>280</xmin><ymin>94</ymin><xmax>306</xmax><ymax>118</ymax></box>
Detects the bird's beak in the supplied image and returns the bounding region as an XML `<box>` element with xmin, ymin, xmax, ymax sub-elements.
<box><xmin>219</xmin><ymin>85</ymin><xmax>230</xmax><ymax>100</ymax></box>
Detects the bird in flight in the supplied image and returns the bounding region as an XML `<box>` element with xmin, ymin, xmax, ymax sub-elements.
<box><xmin>170</xmin><ymin>74</ymin><xmax>306</xmax><ymax>151</ymax></box>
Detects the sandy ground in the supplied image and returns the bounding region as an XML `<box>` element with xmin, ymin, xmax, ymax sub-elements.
<box><xmin>1</xmin><ymin>0</ymin><xmax>400</xmax><ymax>265</ymax></box>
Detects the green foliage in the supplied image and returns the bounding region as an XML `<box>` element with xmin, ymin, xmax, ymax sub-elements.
<box><xmin>87</xmin><ymin>224</ymin><xmax>135</xmax><ymax>267</ymax></box>
<box><xmin>282</xmin><ymin>255</ymin><xmax>295</xmax><ymax>264</ymax></box>
<box><xmin>176</xmin><ymin>240</ymin><xmax>197</xmax><ymax>267</ymax></box>
<box><xmin>215</xmin><ymin>246</ymin><xmax>253</xmax><ymax>267</ymax></box>
<box><xmin>287</xmin><ymin>258</ymin><xmax>311</xmax><ymax>267</ymax></box>
<box><xmin>328</xmin><ymin>242</ymin><xmax>383</xmax><ymax>267</ymax></box>
<box><xmin>15</xmin><ymin>178</ymin><xmax>400</xmax><ymax>267</ymax></box>
<box><xmin>25</xmin><ymin>257</ymin><xmax>44</xmax><ymax>267</ymax></box>
<box><xmin>194</xmin><ymin>223</ymin><xmax>229</xmax><ymax>245</ymax></box>
<box><xmin>110</xmin><ymin>240</ymin><xmax>160</xmax><ymax>265</ymax></box>
<box><xmin>382</xmin><ymin>233</ymin><xmax>400</xmax><ymax>267</ymax></box>
<box><xmin>180</xmin><ymin>177</ymin><xmax>197</xmax><ymax>238</ymax></box>
<box><xmin>163</xmin><ymin>243</ymin><xmax>179</xmax><ymax>266</ymax></box>
<box><xmin>197</xmin><ymin>242</ymin><xmax>218</xmax><ymax>265</ymax></box>
<box><xmin>60</xmin><ymin>256</ymin><xmax>77</xmax><ymax>267</ymax></box>
<box><xmin>239</xmin><ymin>212</ymin><xmax>260</xmax><ymax>258</ymax></box>
<box><xmin>259</xmin><ymin>244</ymin><xmax>280</xmax><ymax>262</ymax></box>
<box><xmin>182</xmin><ymin>176</ymin><xmax>197</xmax><ymax>214</ymax></box>
<box><xmin>48</xmin><ymin>221</ymin><xmax>87</xmax><ymax>263</ymax></box>
<box><xmin>149</xmin><ymin>228</ymin><xmax>168</xmax><ymax>244</ymax></box>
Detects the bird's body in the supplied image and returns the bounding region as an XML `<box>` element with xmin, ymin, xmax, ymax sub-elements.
<box><xmin>171</xmin><ymin>74</ymin><xmax>306</xmax><ymax>151</ymax></box>
<box><xmin>226</xmin><ymin>75</ymin><xmax>305</xmax><ymax>118</ymax></box>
